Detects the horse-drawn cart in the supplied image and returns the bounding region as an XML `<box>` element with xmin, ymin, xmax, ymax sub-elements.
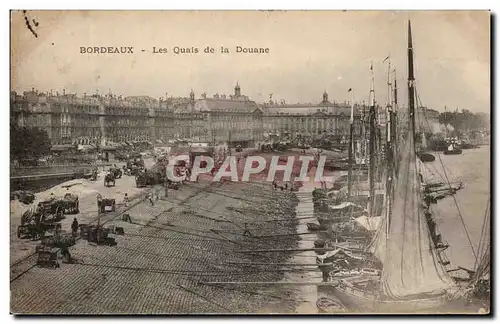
<box><xmin>11</xmin><ymin>190</ymin><xmax>35</xmax><ymax>204</ymax></box>
<box><xmin>124</xmin><ymin>164</ymin><xmax>142</xmax><ymax>176</ymax></box>
<box><xmin>61</xmin><ymin>193</ymin><xmax>79</xmax><ymax>214</ymax></box>
<box><xmin>109</xmin><ymin>166</ymin><xmax>122</xmax><ymax>179</ymax></box>
<box><xmin>36</xmin><ymin>247</ymin><xmax>63</xmax><ymax>268</ymax></box>
<box><xmin>35</xmin><ymin>233</ymin><xmax>75</xmax><ymax>268</ymax></box>
<box><xmin>17</xmin><ymin>199</ymin><xmax>65</xmax><ymax>239</ymax></box>
<box><xmin>84</xmin><ymin>225</ymin><xmax>116</xmax><ymax>246</ymax></box>
<box><xmin>104</xmin><ymin>173</ymin><xmax>116</xmax><ymax>187</ymax></box>
<box><xmin>135</xmin><ymin>169</ymin><xmax>164</xmax><ymax>188</ymax></box>
<box><xmin>98</xmin><ymin>197</ymin><xmax>116</xmax><ymax>213</ymax></box>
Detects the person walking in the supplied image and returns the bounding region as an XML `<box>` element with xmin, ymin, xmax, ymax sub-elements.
<box><xmin>164</xmin><ymin>178</ymin><xmax>169</xmax><ymax>198</ymax></box>
<box><xmin>122</xmin><ymin>213</ymin><xmax>132</xmax><ymax>223</ymax></box>
<box><xmin>54</xmin><ymin>223</ymin><xmax>62</xmax><ymax>241</ymax></box>
<box><xmin>71</xmin><ymin>218</ymin><xmax>79</xmax><ymax>238</ymax></box>
<box><xmin>147</xmin><ymin>192</ymin><xmax>155</xmax><ymax>206</ymax></box>
<box><xmin>123</xmin><ymin>193</ymin><xmax>130</xmax><ymax>208</ymax></box>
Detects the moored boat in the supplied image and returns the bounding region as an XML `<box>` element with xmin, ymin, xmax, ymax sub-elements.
<box><xmin>333</xmin><ymin>276</ymin><xmax>450</xmax><ymax>313</ymax></box>
<box><xmin>444</xmin><ymin>148</ymin><xmax>463</xmax><ymax>155</ymax></box>
<box><xmin>316</xmin><ymin>296</ymin><xmax>348</xmax><ymax>313</ymax></box>
<box><xmin>443</xmin><ymin>141</ymin><xmax>463</xmax><ymax>155</ymax></box>
<box><xmin>460</xmin><ymin>142</ymin><xmax>477</xmax><ymax>149</ymax></box>
<box><xmin>417</xmin><ymin>152</ymin><xmax>435</xmax><ymax>162</ymax></box>
<box><xmin>307</xmin><ymin>222</ymin><xmax>327</xmax><ymax>231</ymax></box>
<box><xmin>332</xmin><ymin>21</ymin><xmax>460</xmax><ymax>313</ymax></box>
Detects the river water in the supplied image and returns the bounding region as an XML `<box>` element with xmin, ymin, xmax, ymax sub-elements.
<box><xmin>430</xmin><ymin>145</ymin><xmax>490</xmax><ymax>270</ymax></box>
<box><xmin>281</xmin><ymin>145</ymin><xmax>490</xmax><ymax>313</ymax></box>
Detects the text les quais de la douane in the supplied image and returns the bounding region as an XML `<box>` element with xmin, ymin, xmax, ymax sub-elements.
<box><xmin>79</xmin><ymin>46</ymin><xmax>270</xmax><ymax>54</ymax></box>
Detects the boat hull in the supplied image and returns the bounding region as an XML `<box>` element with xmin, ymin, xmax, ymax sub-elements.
<box><xmin>307</xmin><ymin>223</ymin><xmax>327</xmax><ymax>231</ymax></box>
<box><xmin>443</xmin><ymin>149</ymin><xmax>463</xmax><ymax>155</ymax></box>
<box><xmin>316</xmin><ymin>296</ymin><xmax>348</xmax><ymax>313</ymax></box>
<box><xmin>332</xmin><ymin>279</ymin><xmax>449</xmax><ymax>313</ymax></box>
<box><xmin>418</xmin><ymin>152</ymin><xmax>436</xmax><ymax>162</ymax></box>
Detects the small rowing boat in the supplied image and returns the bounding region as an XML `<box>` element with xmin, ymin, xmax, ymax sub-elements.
<box><xmin>316</xmin><ymin>296</ymin><xmax>348</xmax><ymax>313</ymax></box>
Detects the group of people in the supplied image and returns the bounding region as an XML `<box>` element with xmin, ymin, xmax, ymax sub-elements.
<box><xmin>272</xmin><ymin>180</ymin><xmax>295</xmax><ymax>191</ymax></box>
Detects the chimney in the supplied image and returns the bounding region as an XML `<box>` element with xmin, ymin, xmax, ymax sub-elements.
<box><xmin>31</xmin><ymin>87</ymin><xmax>35</xmax><ymax>93</ymax></box>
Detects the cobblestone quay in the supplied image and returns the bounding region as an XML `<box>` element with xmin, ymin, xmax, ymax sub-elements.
<box><xmin>11</xmin><ymin>178</ymin><xmax>301</xmax><ymax>314</ymax></box>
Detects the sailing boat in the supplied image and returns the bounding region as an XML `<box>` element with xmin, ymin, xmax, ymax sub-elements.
<box><xmin>317</xmin><ymin>85</ymin><xmax>384</xmax><ymax>228</ymax></box>
<box><xmin>443</xmin><ymin>143</ymin><xmax>463</xmax><ymax>155</ymax></box>
<box><xmin>332</xmin><ymin>21</ymin><xmax>459</xmax><ymax>313</ymax></box>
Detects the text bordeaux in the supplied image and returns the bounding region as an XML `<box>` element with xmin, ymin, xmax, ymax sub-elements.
<box><xmin>80</xmin><ymin>47</ymin><xmax>134</xmax><ymax>54</ymax></box>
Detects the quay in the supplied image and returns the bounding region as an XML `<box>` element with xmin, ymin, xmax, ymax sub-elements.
<box><xmin>10</xmin><ymin>164</ymin><xmax>111</xmax><ymax>192</ymax></box>
<box><xmin>10</xmin><ymin>164</ymin><xmax>111</xmax><ymax>177</ymax></box>
<box><xmin>10</xmin><ymin>154</ymin><xmax>305</xmax><ymax>314</ymax></box>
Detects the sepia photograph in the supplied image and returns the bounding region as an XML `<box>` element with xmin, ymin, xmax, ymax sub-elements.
<box><xmin>9</xmin><ymin>10</ymin><xmax>491</xmax><ymax>315</ymax></box>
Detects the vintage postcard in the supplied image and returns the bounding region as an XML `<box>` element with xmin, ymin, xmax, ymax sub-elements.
<box><xmin>10</xmin><ymin>10</ymin><xmax>490</xmax><ymax>315</ymax></box>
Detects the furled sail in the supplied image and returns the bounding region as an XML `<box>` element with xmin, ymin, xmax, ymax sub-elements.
<box><xmin>367</xmin><ymin>208</ymin><xmax>387</xmax><ymax>261</ymax></box>
<box><xmin>379</xmin><ymin>128</ymin><xmax>456</xmax><ymax>298</ymax></box>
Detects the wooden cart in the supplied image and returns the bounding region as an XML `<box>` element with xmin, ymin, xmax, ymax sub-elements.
<box><xmin>36</xmin><ymin>246</ymin><xmax>62</xmax><ymax>268</ymax></box>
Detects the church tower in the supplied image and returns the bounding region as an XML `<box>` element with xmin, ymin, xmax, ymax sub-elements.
<box><xmin>189</xmin><ymin>89</ymin><xmax>195</xmax><ymax>102</ymax></box>
<box><xmin>234</xmin><ymin>82</ymin><xmax>241</xmax><ymax>98</ymax></box>
<box><xmin>323</xmin><ymin>90</ymin><xmax>328</xmax><ymax>103</ymax></box>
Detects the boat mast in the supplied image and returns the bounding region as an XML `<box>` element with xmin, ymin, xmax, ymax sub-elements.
<box><xmin>368</xmin><ymin>62</ymin><xmax>376</xmax><ymax>217</ymax></box>
<box><xmin>408</xmin><ymin>20</ymin><xmax>417</xmax><ymax>147</ymax></box>
<box><xmin>362</xmin><ymin>101</ymin><xmax>369</xmax><ymax>161</ymax></box>
<box><xmin>393</xmin><ymin>73</ymin><xmax>398</xmax><ymax>173</ymax></box>
<box><xmin>347</xmin><ymin>88</ymin><xmax>355</xmax><ymax>199</ymax></box>
<box><xmin>385</xmin><ymin>57</ymin><xmax>394</xmax><ymax>234</ymax></box>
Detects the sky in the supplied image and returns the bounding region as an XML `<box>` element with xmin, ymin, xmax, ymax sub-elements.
<box><xmin>11</xmin><ymin>10</ymin><xmax>490</xmax><ymax>113</ymax></box>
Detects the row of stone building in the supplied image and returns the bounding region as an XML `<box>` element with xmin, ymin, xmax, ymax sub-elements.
<box><xmin>10</xmin><ymin>83</ymin><xmax>438</xmax><ymax>149</ymax></box>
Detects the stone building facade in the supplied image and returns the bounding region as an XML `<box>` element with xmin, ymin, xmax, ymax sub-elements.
<box><xmin>12</xmin><ymin>86</ymin><xmax>398</xmax><ymax>150</ymax></box>
<box><xmin>10</xmin><ymin>89</ymin><xmax>174</xmax><ymax>146</ymax></box>
<box><xmin>10</xmin><ymin>84</ymin><xmax>264</xmax><ymax>148</ymax></box>
<box><xmin>171</xmin><ymin>84</ymin><xmax>264</xmax><ymax>148</ymax></box>
<box><xmin>261</xmin><ymin>91</ymin><xmax>365</xmax><ymax>139</ymax></box>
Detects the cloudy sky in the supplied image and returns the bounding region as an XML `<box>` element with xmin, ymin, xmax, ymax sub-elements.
<box><xmin>11</xmin><ymin>10</ymin><xmax>490</xmax><ymax>113</ymax></box>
